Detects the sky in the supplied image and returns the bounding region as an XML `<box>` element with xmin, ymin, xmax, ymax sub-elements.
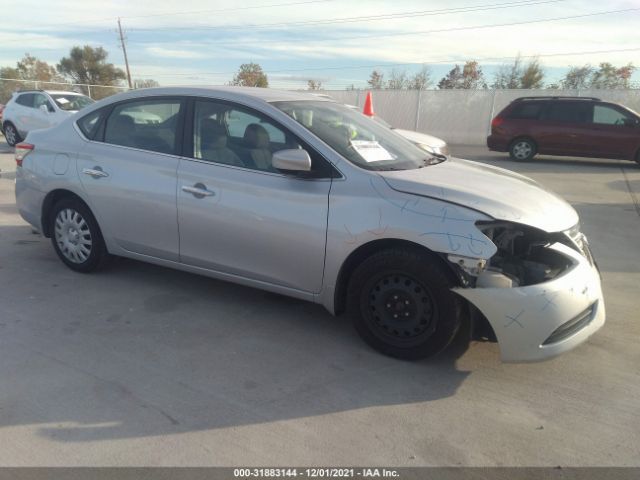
<box><xmin>1</xmin><ymin>0</ymin><xmax>639</xmax><ymax>90</ymax></box>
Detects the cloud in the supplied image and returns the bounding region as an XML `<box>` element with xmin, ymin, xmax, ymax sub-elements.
<box><xmin>145</xmin><ymin>47</ymin><xmax>207</xmax><ymax>59</ymax></box>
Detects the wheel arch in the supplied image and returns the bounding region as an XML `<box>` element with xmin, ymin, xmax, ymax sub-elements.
<box><xmin>41</xmin><ymin>189</ymin><xmax>93</xmax><ymax>238</ymax></box>
<box><xmin>333</xmin><ymin>238</ymin><xmax>463</xmax><ymax>315</ymax></box>
<box><xmin>509</xmin><ymin>135</ymin><xmax>538</xmax><ymax>150</ymax></box>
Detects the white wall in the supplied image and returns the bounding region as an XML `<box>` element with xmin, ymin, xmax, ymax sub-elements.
<box><xmin>319</xmin><ymin>89</ymin><xmax>640</xmax><ymax>145</ymax></box>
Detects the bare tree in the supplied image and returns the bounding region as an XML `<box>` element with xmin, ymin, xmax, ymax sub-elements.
<box><xmin>560</xmin><ymin>65</ymin><xmax>593</xmax><ymax>89</ymax></box>
<box><xmin>520</xmin><ymin>58</ymin><xmax>545</xmax><ymax>89</ymax></box>
<box><xmin>386</xmin><ymin>69</ymin><xmax>409</xmax><ymax>90</ymax></box>
<box><xmin>408</xmin><ymin>66</ymin><xmax>433</xmax><ymax>90</ymax></box>
<box><xmin>134</xmin><ymin>79</ymin><xmax>159</xmax><ymax>89</ymax></box>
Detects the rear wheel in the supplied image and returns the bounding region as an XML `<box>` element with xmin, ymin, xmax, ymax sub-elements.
<box><xmin>3</xmin><ymin>122</ymin><xmax>20</xmax><ymax>147</ymax></box>
<box><xmin>509</xmin><ymin>138</ymin><xmax>536</xmax><ymax>161</ymax></box>
<box><xmin>347</xmin><ymin>248</ymin><xmax>464</xmax><ymax>360</ymax></box>
<box><xmin>50</xmin><ymin>198</ymin><xmax>109</xmax><ymax>273</ymax></box>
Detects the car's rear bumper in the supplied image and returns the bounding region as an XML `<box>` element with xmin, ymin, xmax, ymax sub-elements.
<box><xmin>486</xmin><ymin>134</ymin><xmax>508</xmax><ymax>152</ymax></box>
<box><xmin>454</xmin><ymin>243</ymin><xmax>605</xmax><ymax>362</ymax></box>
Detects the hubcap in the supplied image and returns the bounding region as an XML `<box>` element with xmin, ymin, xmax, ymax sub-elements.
<box><xmin>5</xmin><ymin>126</ymin><xmax>16</xmax><ymax>145</ymax></box>
<box><xmin>367</xmin><ymin>274</ymin><xmax>436</xmax><ymax>341</ymax></box>
<box><xmin>513</xmin><ymin>141</ymin><xmax>532</xmax><ymax>159</ymax></box>
<box><xmin>54</xmin><ymin>208</ymin><xmax>92</xmax><ymax>263</ymax></box>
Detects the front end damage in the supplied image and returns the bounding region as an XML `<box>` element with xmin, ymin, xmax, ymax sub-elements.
<box><xmin>449</xmin><ymin>221</ymin><xmax>605</xmax><ymax>362</ymax></box>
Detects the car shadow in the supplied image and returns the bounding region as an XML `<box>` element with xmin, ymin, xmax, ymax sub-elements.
<box><xmin>0</xmin><ymin>221</ymin><xmax>474</xmax><ymax>444</ymax></box>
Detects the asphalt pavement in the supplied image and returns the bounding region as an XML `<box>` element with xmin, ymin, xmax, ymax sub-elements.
<box><xmin>0</xmin><ymin>139</ymin><xmax>639</xmax><ymax>466</ymax></box>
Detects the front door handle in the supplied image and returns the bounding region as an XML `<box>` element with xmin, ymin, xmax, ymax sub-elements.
<box><xmin>82</xmin><ymin>166</ymin><xmax>109</xmax><ymax>178</ymax></box>
<box><xmin>182</xmin><ymin>183</ymin><xmax>216</xmax><ymax>199</ymax></box>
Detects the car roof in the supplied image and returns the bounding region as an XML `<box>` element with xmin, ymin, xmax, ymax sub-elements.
<box><xmin>14</xmin><ymin>90</ymin><xmax>85</xmax><ymax>96</ymax></box>
<box><xmin>107</xmin><ymin>86</ymin><xmax>333</xmax><ymax>104</ymax></box>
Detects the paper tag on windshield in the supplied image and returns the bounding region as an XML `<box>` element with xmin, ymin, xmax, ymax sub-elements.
<box><xmin>351</xmin><ymin>140</ymin><xmax>394</xmax><ymax>162</ymax></box>
<box><xmin>57</xmin><ymin>98</ymin><xmax>70</xmax><ymax>104</ymax></box>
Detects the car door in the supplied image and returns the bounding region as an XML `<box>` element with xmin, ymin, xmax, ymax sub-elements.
<box><xmin>177</xmin><ymin>98</ymin><xmax>332</xmax><ymax>293</ymax></box>
<box><xmin>536</xmin><ymin>101</ymin><xmax>594</xmax><ymax>156</ymax></box>
<box><xmin>76</xmin><ymin>97</ymin><xmax>185</xmax><ymax>261</ymax></box>
<box><xmin>588</xmin><ymin>103</ymin><xmax>640</xmax><ymax>159</ymax></box>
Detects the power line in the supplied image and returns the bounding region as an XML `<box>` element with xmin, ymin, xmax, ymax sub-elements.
<box><xmin>5</xmin><ymin>0</ymin><xmax>337</xmax><ymax>30</ymax></box>
<box><xmin>129</xmin><ymin>6</ymin><xmax>639</xmax><ymax>48</ymax></box>
<box><xmin>134</xmin><ymin>47</ymin><xmax>640</xmax><ymax>77</ymax></box>
<box><xmin>129</xmin><ymin>0</ymin><xmax>567</xmax><ymax>32</ymax></box>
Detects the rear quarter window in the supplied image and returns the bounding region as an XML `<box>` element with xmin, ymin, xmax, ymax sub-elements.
<box><xmin>77</xmin><ymin>109</ymin><xmax>104</xmax><ymax>140</ymax></box>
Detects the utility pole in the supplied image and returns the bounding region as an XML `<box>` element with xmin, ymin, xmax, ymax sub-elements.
<box><xmin>117</xmin><ymin>17</ymin><xmax>133</xmax><ymax>89</ymax></box>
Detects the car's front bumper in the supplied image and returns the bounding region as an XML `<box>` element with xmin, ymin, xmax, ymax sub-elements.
<box><xmin>454</xmin><ymin>243</ymin><xmax>605</xmax><ymax>362</ymax></box>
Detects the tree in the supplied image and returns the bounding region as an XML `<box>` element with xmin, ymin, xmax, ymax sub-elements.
<box><xmin>307</xmin><ymin>79</ymin><xmax>323</xmax><ymax>90</ymax></box>
<box><xmin>438</xmin><ymin>61</ymin><xmax>487</xmax><ymax>89</ymax></box>
<box><xmin>0</xmin><ymin>53</ymin><xmax>66</xmax><ymax>103</ymax></box>
<box><xmin>367</xmin><ymin>70</ymin><xmax>385</xmax><ymax>89</ymax></box>
<box><xmin>492</xmin><ymin>55</ymin><xmax>522</xmax><ymax>89</ymax></box>
<box><xmin>386</xmin><ymin>69</ymin><xmax>409</xmax><ymax>90</ymax></box>
<box><xmin>560</xmin><ymin>65</ymin><xmax>593</xmax><ymax>89</ymax></box>
<box><xmin>492</xmin><ymin>55</ymin><xmax>545</xmax><ymax>89</ymax></box>
<box><xmin>57</xmin><ymin>46</ymin><xmax>126</xmax><ymax>96</ymax></box>
<box><xmin>229</xmin><ymin>63</ymin><xmax>268</xmax><ymax>88</ymax></box>
<box><xmin>408</xmin><ymin>66</ymin><xmax>433</xmax><ymax>90</ymax></box>
<box><xmin>520</xmin><ymin>58</ymin><xmax>545</xmax><ymax>89</ymax></box>
<box><xmin>134</xmin><ymin>78</ymin><xmax>160</xmax><ymax>89</ymax></box>
<box><xmin>590</xmin><ymin>62</ymin><xmax>636</xmax><ymax>89</ymax></box>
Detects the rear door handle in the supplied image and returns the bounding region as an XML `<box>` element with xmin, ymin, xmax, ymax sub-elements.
<box><xmin>182</xmin><ymin>183</ymin><xmax>216</xmax><ymax>199</ymax></box>
<box><xmin>82</xmin><ymin>167</ymin><xmax>109</xmax><ymax>178</ymax></box>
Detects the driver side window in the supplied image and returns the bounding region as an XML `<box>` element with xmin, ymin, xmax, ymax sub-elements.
<box><xmin>192</xmin><ymin>100</ymin><xmax>333</xmax><ymax>177</ymax></box>
<box><xmin>593</xmin><ymin>105</ymin><xmax>633</xmax><ymax>126</ymax></box>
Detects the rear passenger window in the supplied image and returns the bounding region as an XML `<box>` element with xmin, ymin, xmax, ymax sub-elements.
<box><xmin>508</xmin><ymin>103</ymin><xmax>543</xmax><ymax>120</ymax></box>
<box><xmin>541</xmin><ymin>102</ymin><xmax>592</xmax><ymax>124</ymax></box>
<box><xmin>104</xmin><ymin>99</ymin><xmax>182</xmax><ymax>155</ymax></box>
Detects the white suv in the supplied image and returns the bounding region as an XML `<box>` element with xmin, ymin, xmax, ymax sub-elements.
<box><xmin>2</xmin><ymin>90</ymin><xmax>94</xmax><ymax>146</ymax></box>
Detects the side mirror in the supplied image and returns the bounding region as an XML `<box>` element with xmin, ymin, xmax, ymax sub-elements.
<box><xmin>272</xmin><ymin>149</ymin><xmax>312</xmax><ymax>172</ymax></box>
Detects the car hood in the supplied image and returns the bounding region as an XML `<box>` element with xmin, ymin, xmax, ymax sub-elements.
<box><xmin>392</xmin><ymin>128</ymin><xmax>447</xmax><ymax>147</ymax></box>
<box><xmin>378</xmin><ymin>158</ymin><xmax>578</xmax><ymax>233</ymax></box>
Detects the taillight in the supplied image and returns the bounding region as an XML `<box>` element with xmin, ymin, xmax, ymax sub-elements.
<box><xmin>491</xmin><ymin>116</ymin><xmax>504</xmax><ymax>128</ymax></box>
<box><xmin>15</xmin><ymin>143</ymin><xmax>34</xmax><ymax>167</ymax></box>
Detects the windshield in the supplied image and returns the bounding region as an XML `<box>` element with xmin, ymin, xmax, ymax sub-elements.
<box><xmin>273</xmin><ymin>101</ymin><xmax>439</xmax><ymax>171</ymax></box>
<box><xmin>51</xmin><ymin>94</ymin><xmax>94</xmax><ymax>111</ymax></box>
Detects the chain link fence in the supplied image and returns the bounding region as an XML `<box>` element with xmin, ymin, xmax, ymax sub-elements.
<box><xmin>0</xmin><ymin>78</ymin><xmax>130</xmax><ymax>104</ymax></box>
<box><xmin>322</xmin><ymin>89</ymin><xmax>640</xmax><ymax>145</ymax></box>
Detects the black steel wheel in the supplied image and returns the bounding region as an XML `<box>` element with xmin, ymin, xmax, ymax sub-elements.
<box><xmin>347</xmin><ymin>248</ymin><xmax>464</xmax><ymax>360</ymax></box>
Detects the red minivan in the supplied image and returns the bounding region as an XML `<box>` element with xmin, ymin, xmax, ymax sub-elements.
<box><xmin>487</xmin><ymin>96</ymin><xmax>640</xmax><ymax>163</ymax></box>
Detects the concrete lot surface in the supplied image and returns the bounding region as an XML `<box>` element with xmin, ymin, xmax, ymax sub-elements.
<box><xmin>0</xmin><ymin>139</ymin><xmax>639</xmax><ymax>466</ymax></box>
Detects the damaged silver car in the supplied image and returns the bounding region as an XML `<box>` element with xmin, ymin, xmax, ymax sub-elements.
<box><xmin>15</xmin><ymin>87</ymin><xmax>604</xmax><ymax>362</ymax></box>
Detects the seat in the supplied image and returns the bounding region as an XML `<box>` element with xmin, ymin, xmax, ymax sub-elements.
<box><xmin>242</xmin><ymin>123</ymin><xmax>273</xmax><ymax>171</ymax></box>
<box><xmin>106</xmin><ymin>114</ymin><xmax>136</xmax><ymax>147</ymax></box>
<box><xmin>200</xmin><ymin>119</ymin><xmax>243</xmax><ymax>166</ymax></box>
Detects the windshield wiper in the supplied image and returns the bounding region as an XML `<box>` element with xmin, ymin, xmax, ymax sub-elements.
<box><xmin>418</xmin><ymin>154</ymin><xmax>447</xmax><ymax>168</ymax></box>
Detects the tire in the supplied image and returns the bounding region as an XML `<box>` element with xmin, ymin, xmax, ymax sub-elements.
<box><xmin>509</xmin><ymin>138</ymin><xmax>536</xmax><ymax>161</ymax></box>
<box><xmin>49</xmin><ymin>198</ymin><xmax>109</xmax><ymax>273</ymax></box>
<box><xmin>347</xmin><ymin>248</ymin><xmax>464</xmax><ymax>360</ymax></box>
<box><xmin>3</xmin><ymin>122</ymin><xmax>20</xmax><ymax>147</ymax></box>
<box><xmin>635</xmin><ymin>149</ymin><xmax>640</xmax><ymax>165</ymax></box>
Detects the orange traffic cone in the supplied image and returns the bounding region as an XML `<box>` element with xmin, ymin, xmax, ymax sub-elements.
<box><xmin>363</xmin><ymin>91</ymin><xmax>375</xmax><ymax>117</ymax></box>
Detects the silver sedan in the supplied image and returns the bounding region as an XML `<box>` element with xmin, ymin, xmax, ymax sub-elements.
<box><xmin>14</xmin><ymin>87</ymin><xmax>604</xmax><ymax>362</ymax></box>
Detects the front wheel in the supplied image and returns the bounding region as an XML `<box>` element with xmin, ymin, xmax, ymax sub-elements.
<box><xmin>50</xmin><ymin>198</ymin><xmax>109</xmax><ymax>273</ymax></box>
<box><xmin>347</xmin><ymin>248</ymin><xmax>464</xmax><ymax>360</ymax></box>
<box><xmin>3</xmin><ymin>123</ymin><xmax>20</xmax><ymax>147</ymax></box>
